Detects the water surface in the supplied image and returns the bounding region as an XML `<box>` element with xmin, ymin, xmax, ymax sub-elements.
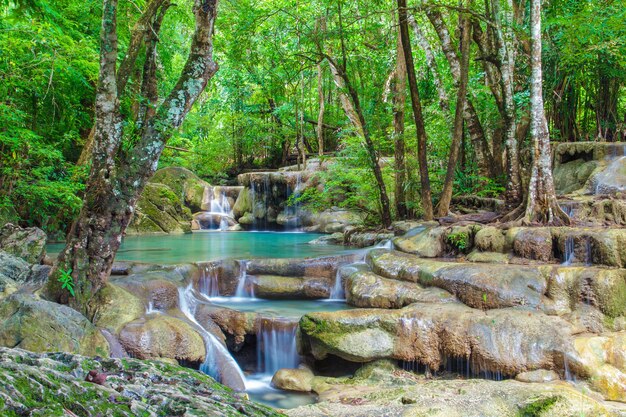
<box><xmin>47</xmin><ymin>231</ymin><xmax>350</xmax><ymax>263</ymax></box>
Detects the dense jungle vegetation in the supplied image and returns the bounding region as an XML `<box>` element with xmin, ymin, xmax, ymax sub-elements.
<box><xmin>1</xmin><ymin>0</ymin><xmax>625</xmax><ymax>237</ymax></box>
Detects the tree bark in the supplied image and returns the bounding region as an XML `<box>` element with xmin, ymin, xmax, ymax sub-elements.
<box><xmin>398</xmin><ymin>0</ymin><xmax>433</xmax><ymax>220</ymax></box>
<box><xmin>317</xmin><ymin>62</ymin><xmax>325</xmax><ymax>156</ymax></box>
<box><xmin>436</xmin><ymin>4</ymin><xmax>472</xmax><ymax>217</ymax></box>
<box><xmin>506</xmin><ymin>0</ymin><xmax>568</xmax><ymax>225</ymax></box>
<box><xmin>47</xmin><ymin>0</ymin><xmax>220</xmax><ymax>317</ymax></box>
<box><xmin>392</xmin><ymin>29</ymin><xmax>408</xmax><ymax>219</ymax></box>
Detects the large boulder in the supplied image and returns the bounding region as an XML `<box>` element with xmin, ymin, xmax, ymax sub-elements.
<box><xmin>0</xmin><ymin>293</ymin><xmax>109</xmax><ymax>356</ymax></box>
<box><xmin>93</xmin><ymin>284</ymin><xmax>145</xmax><ymax>334</ymax></box>
<box><xmin>474</xmin><ymin>226</ymin><xmax>506</xmax><ymax>253</ymax></box>
<box><xmin>0</xmin><ymin>223</ymin><xmax>46</xmax><ymax>264</ymax></box>
<box><xmin>393</xmin><ymin>226</ymin><xmax>446</xmax><ymax>257</ymax></box>
<box><xmin>511</xmin><ymin>227</ymin><xmax>553</xmax><ymax>262</ymax></box>
<box><xmin>272</xmin><ymin>368</ymin><xmax>315</xmax><ymax>392</ymax></box>
<box><xmin>251</xmin><ymin>275</ymin><xmax>332</xmax><ymax>299</ymax></box>
<box><xmin>299</xmin><ymin>303</ymin><xmax>575</xmax><ymax>376</ymax></box>
<box><xmin>119</xmin><ymin>315</ymin><xmax>205</xmax><ymax>363</ymax></box>
<box><xmin>128</xmin><ymin>182</ymin><xmax>192</xmax><ymax>234</ymax></box>
<box><xmin>0</xmin><ymin>347</ymin><xmax>281</xmax><ymax>417</ymax></box>
<box><xmin>150</xmin><ymin>166</ymin><xmax>210</xmax><ymax>213</ymax></box>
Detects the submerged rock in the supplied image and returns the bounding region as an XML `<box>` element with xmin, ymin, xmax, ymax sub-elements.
<box><xmin>272</xmin><ymin>368</ymin><xmax>315</xmax><ymax>392</ymax></box>
<box><xmin>0</xmin><ymin>347</ymin><xmax>282</xmax><ymax>417</ymax></box>
<box><xmin>0</xmin><ymin>293</ymin><xmax>109</xmax><ymax>357</ymax></box>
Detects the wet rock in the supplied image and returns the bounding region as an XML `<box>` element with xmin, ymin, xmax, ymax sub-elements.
<box><xmin>119</xmin><ymin>315</ymin><xmax>205</xmax><ymax>363</ymax></box>
<box><xmin>572</xmin><ymin>333</ymin><xmax>626</xmax><ymax>402</ymax></box>
<box><xmin>252</xmin><ymin>275</ymin><xmax>332</xmax><ymax>299</ymax></box>
<box><xmin>300</xmin><ymin>209</ymin><xmax>364</xmax><ymax>234</ymax></box>
<box><xmin>0</xmin><ymin>347</ymin><xmax>281</xmax><ymax>417</ymax></box>
<box><xmin>93</xmin><ymin>284</ymin><xmax>145</xmax><ymax>334</ymax></box>
<box><xmin>392</xmin><ymin>221</ymin><xmax>432</xmax><ymax>236</ymax></box>
<box><xmin>512</xmin><ymin>228</ymin><xmax>553</xmax><ymax>262</ymax></box>
<box><xmin>308</xmin><ymin>233</ymin><xmax>344</xmax><ymax>245</ymax></box>
<box><xmin>474</xmin><ymin>226</ymin><xmax>506</xmax><ymax>253</ymax></box>
<box><xmin>393</xmin><ymin>226</ymin><xmax>445</xmax><ymax>257</ymax></box>
<box><xmin>288</xmin><ymin>370</ymin><xmax>617</xmax><ymax>417</ymax></box>
<box><xmin>300</xmin><ymin>303</ymin><xmax>574</xmax><ymax>376</ymax></box>
<box><xmin>192</xmin><ymin>212</ymin><xmax>237</xmax><ymax>230</ymax></box>
<box><xmin>368</xmin><ymin>250</ymin><xmax>546</xmax><ymax>310</ymax></box>
<box><xmin>272</xmin><ymin>368</ymin><xmax>314</xmax><ymax>392</ymax></box>
<box><xmin>345</xmin><ymin>271</ymin><xmax>456</xmax><ymax>309</ymax></box>
<box><xmin>344</xmin><ymin>231</ymin><xmax>394</xmax><ymax>248</ymax></box>
<box><xmin>0</xmin><ymin>223</ymin><xmax>46</xmax><ymax>264</ymax></box>
<box><xmin>246</xmin><ymin>254</ymin><xmax>361</xmax><ymax>280</ymax></box>
<box><xmin>515</xmin><ymin>369</ymin><xmax>560</xmax><ymax>383</ymax></box>
<box><xmin>0</xmin><ymin>293</ymin><xmax>109</xmax><ymax>356</ymax></box>
<box><xmin>195</xmin><ymin>304</ymin><xmax>256</xmax><ymax>350</ymax></box>
<box><xmin>466</xmin><ymin>250</ymin><xmax>509</xmax><ymax>264</ymax></box>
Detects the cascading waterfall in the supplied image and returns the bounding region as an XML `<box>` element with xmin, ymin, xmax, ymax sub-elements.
<box><xmin>329</xmin><ymin>268</ymin><xmax>345</xmax><ymax>300</ymax></box>
<box><xmin>177</xmin><ymin>285</ymin><xmax>247</xmax><ymax>390</ymax></box>
<box><xmin>593</xmin><ymin>149</ymin><xmax>626</xmax><ymax>195</ymax></box>
<box><xmin>256</xmin><ymin>318</ymin><xmax>300</xmax><ymax>375</ymax></box>
<box><xmin>563</xmin><ymin>236</ymin><xmax>575</xmax><ymax>265</ymax></box>
<box><xmin>198</xmin><ymin>264</ymin><xmax>220</xmax><ymax>298</ymax></box>
<box><xmin>284</xmin><ymin>172</ymin><xmax>303</xmax><ymax>230</ymax></box>
<box><xmin>234</xmin><ymin>260</ymin><xmax>255</xmax><ymax>298</ymax></box>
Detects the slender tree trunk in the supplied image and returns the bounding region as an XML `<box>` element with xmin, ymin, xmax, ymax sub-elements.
<box><xmin>317</xmin><ymin>62</ymin><xmax>325</xmax><ymax>156</ymax></box>
<box><xmin>392</xmin><ymin>30</ymin><xmax>408</xmax><ymax>219</ymax></box>
<box><xmin>426</xmin><ymin>9</ymin><xmax>495</xmax><ymax>179</ymax></box>
<box><xmin>46</xmin><ymin>0</ymin><xmax>220</xmax><ymax>317</ymax></box>
<box><xmin>436</xmin><ymin>4</ymin><xmax>472</xmax><ymax>216</ymax></box>
<box><xmin>398</xmin><ymin>0</ymin><xmax>433</xmax><ymax>220</ymax></box>
<box><xmin>506</xmin><ymin>0</ymin><xmax>568</xmax><ymax>225</ymax></box>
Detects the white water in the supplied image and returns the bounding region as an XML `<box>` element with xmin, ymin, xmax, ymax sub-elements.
<box><xmin>257</xmin><ymin>319</ymin><xmax>300</xmax><ymax>375</ymax></box>
<box><xmin>375</xmin><ymin>239</ymin><xmax>394</xmax><ymax>250</ymax></box>
<box><xmin>563</xmin><ymin>236</ymin><xmax>575</xmax><ymax>265</ymax></box>
<box><xmin>234</xmin><ymin>260</ymin><xmax>256</xmax><ymax>298</ymax></box>
<box><xmin>145</xmin><ymin>301</ymin><xmax>160</xmax><ymax>315</ymax></box>
<box><xmin>329</xmin><ymin>268</ymin><xmax>345</xmax><ymax>300</ymax></box>
<box><xmin>593</xmin><ymin>149</ymin><xmax>626</xmax><ymax>195</ymax></box>
<box><xmin>284</xmin><ymin>173</ymin><xmax>303</xmax><ymax>230</ymax></box>
<box><xmin>198</xmin><ymin>264</ymin><xmax>220</xmax><ymax>298</ymax></box>
<box><xmin>198</xmin><ymin>186</ymin><xmax>234</xmax><ymax>231</ymax></box>
<box><xmin>177</xmin><ymin>285</ymin><xmax>247</xmax><ymax>390</ymax></box>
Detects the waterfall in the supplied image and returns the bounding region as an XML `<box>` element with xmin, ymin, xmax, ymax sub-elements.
<box><xmin>257</xmin><ymin>318</ymin><xmax>300</xmax><ymax>375</ymax></box>
<box><xmin>197</xmin><ymin>186</ymin><xmax>234</xmax><ymax>231</ymax></box>
<box><xmin>594</xmin><ymin>155</ymin><xmax>626</xmax><ymax>195</ymax></box>
<box><xmin>563</xmin><ymin>236</ymin><xmax>575</xmax><ymax>265</ymax></box>
<box><xmin>234</xmin><ymin>261</ymin><xmax>255</xmax><ymax>298</ymax></box>
<box><xmin>199</xmin><ymin>264</ymin><xmax>220</xmax><ymax>298</ymax></box>
<box><xmin>375</xmin><ymin>239</ymin><xmax>394</xmax><ymax>250</ymax></box>
<box><xmin>177</xmin><ymin>285</ymin><xmax>247</xmax><ymax>390</ymax></box>
<box><xmin>329</xmin><ymin>268</ymin><xmax>345</xmax><ymax>300</ymax></box>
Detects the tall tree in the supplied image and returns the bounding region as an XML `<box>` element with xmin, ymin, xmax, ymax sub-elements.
<box><xmin>392</xmin><ymin>29</ymin><xmax>408</xmax><ymax>219</ymax></box>
<box><xmin>436</xmin><ymin>3</ymin><xmax>472</xmax><ymax>216</ymax></box>
<box><xmin>46</xmin><ymin>0</ymin><xmax>220</xmax><ymax>316</ymax></box>
<box><xmin>398</xmin><ymin>0</ymin><xmax>434</xmax><ymax>220</ymax></box>
<box><xmin>505</xmin><ymin>0</ymin><xmax>568</xmax><ymax>225</ymax></box>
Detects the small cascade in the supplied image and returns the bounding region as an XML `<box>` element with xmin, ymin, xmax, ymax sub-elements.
<box><xmin>593</xmin><ymin>153</ymin><xmax>626</xmax><ymax>195</ymax></box>
<box><xmin>400</xmin><ymin>356</ymin><xmax>506</xmax><ymax>381</ymax></box>
<box><xmin>177</xmin><ymin>286</ymin><xmax>247</xmax><ymax>390</ymax></box>
<box><xmin>256</xmin><ymin>318</ymin><xmax>300</xmax><ymax>375</ymax></box>
<box><xmin>195</xmin><ymin>186</ymin><xmax>235</xmax><ymax>231</ymax></box>
<box><xmin>146</xmin><ymin>301</ymin><xmax>160</xmax><ymax>314</ymax></box>
<box><xmin>329</xmin><ymin>268</ymin><xmax>345</xmax><ymax>300</ymax></box>
<box><xmin>198</xmin><ymin>264</ymin><xmax>220</xmax><ymax>298</ymax></box>
<box><xmin>563</xmin><ymin>236</ymin><xmax>575</xmax><ymax>265</ymax></box>
<box><xmin>375</xmin><ymin>239</ymin><xmax>394</xmax><ymax>250</ymax></box>
<box><xmin>234</xmin><ymin>261</ymin><xmax>255</xmax><ymax>298</ymax></box>
<box><xmin>250</xmin><ymin>178</ymin><xmax>270</xmax><ymax>230</ymax></box>
<box><xmin>284</xmin><ymin>172</ymin><xmax>303</xmax><ymax>230</ymax></box>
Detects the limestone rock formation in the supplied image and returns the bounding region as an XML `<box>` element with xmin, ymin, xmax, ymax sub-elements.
<box><xmin>0</xmin><ymin>223</ymin><xmax>46</xmax><ymax>263</ymax></box>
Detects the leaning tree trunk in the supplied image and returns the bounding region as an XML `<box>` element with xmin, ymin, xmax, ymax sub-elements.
<box><xmin>398</xmin><ymin>0</ymin><xmax>433</xmax><ymax>220</ymax></box>
<box><xmin>46</xmin><ymin>0</ymin><xmax>219</xmax><ymax>318</ymax></box>
<box><xmin>392</xmin><ymin>29</ymin><xmax>408</xmax><ymax>219</ymax></box>
<box><xmin>506</xmin><ymin>0</ymin><xmax>568</xmax><ymax>225</ymax></box>
<box><xmin>436</xmin><ymin>4</ymin><xmax>472</xmax><ymax>216</ymax></box>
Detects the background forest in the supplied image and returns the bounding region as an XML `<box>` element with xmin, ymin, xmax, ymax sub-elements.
<box><xmin>1</xmin><ymin>0</ymin><xmax>625</xmax><ymax>236</ymax></box>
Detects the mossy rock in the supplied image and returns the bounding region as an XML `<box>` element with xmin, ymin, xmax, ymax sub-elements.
<box><xmin>0</xmin><ymin>294</ymin><xmax>109</xmax><ymax>357</ymax></box>
<box><xmin>475</xmin><ymin>226</ymin><xmax>506</xmax><ymax>253</ymax></box>
<box><xmin>129</xmin><ymin>183</ymin><xmax>192</xmax><ymax>234</ymax></box>
<box><xmin>93</xmin><ymin>284</ymin><xmax>145</xmax><ymax>334</ymax></box>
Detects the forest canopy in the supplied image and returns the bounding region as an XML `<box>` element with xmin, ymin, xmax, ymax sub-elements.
<box><xmin>1</xmin><ymin>0</ymin><xmax>625</xmax><ymax>234</ymax></box>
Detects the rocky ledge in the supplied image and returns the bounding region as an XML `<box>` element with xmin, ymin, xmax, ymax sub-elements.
<box><xmin>0</xmin><ymin>347</ymin><xmax>283</xmax><ymax>417</ymax></box>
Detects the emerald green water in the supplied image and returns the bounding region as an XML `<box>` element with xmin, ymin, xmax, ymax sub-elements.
<box><xmin>47</xmin><ymin>231</ymin><xmax>350</xmax><ymax>264</ymax></box>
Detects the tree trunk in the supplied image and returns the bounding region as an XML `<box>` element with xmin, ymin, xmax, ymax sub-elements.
<box><xmin>398</xmin><ymin>0</ymin><xmax>433</xmax><ymax>220</ymax></box>
<box><xmin>392</xmin><ymin>29</ymin><xmax>408</xmax><ymax>219</ymax></box>
<box><xmin>506</xmin><ymin>0</ymin><xmax>568</xmax><ymax>225</ymax></box>
<box><xmin>436</xmin><ymin>4</ymin><xmax>472</xmax><ymax>217</ymax></box>
<box><xmin>317</xmin><ymin>62</ymin><xmax>325</xmax><ymax>156</ymax></box>
<box><xmin>426</xmin><ymin>9</ymin><xmax>495</xmax><ymax>179</ymax></box>
<box><xmin>46</xmin><ymin>0</ymin><xmax>220</xmax><ymax>317</ymax></box>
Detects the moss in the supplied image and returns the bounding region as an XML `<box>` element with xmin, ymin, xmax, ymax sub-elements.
<box><xmin>517</xmin><ymin>396</ymin><xmax>559</xmax><ymax>417</ymax></box>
